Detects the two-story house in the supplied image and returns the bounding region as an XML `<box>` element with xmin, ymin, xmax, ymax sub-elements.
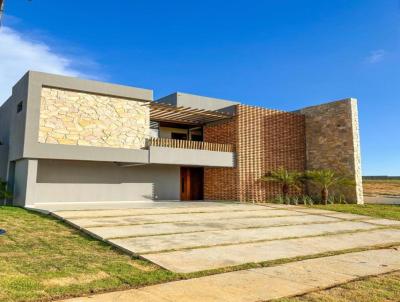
<box><xmin>0</xmin><ymin>71</ymin><xmax>363</xmax><ymax>210</ymax></box>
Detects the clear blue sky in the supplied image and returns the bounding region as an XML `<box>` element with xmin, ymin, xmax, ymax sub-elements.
<box><xmin>3</xmin><ymin>0</ymin><xmax>400</xmax><ymax>175</ymax></box>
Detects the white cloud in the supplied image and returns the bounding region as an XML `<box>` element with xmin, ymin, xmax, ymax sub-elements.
<box><xmin>0</xmin><ymin>26</ymin><xmax>96</xmax><ymax>104</ymax></box>
<box><xmin>366</xmin><ymin>49</ymin><xmax>385</xmax><ymax>64</ymax></box>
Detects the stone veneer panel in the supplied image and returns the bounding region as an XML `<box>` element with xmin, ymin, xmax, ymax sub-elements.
<box><xmin>299</xmin><ymin>99</ymin><xmax>363</xmax><ymax>204</ymax></box>
<box><xmin>38</xmin><ymin>87</ymin><xmax>149</xmax><ymax>149</ymax></box>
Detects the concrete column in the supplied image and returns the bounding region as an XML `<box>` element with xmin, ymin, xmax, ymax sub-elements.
<box><xmin>13</xmin><ymin>159</ymin><xmax>38</xmax><ymax>206</ymax></box>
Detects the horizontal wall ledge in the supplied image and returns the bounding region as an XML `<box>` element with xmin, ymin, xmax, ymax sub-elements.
<box><xmin>21</xmin><ymin>143</ymin><xmax>149</xmax><ymax>163</ymax></box>
<box><xmin>149</xmin><ymin>146</ymin><xmax>235</xmax><ymax>167</ymax></box>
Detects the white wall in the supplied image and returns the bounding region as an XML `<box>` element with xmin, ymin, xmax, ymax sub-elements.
<box><xmin>159</xmin><ymin>127</ymin><xmax>188</xmax><ymax>139</ymax></box>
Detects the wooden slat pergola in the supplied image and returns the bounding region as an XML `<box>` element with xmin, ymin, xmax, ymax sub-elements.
<box><xmin>149</xmin><ymin>102</ymin><xmax>234</xmax><ymax>125</ymax></box>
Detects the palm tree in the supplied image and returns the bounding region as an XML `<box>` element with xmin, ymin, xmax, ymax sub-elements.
<box><xmin>0</xmin><ymin>179</ymin><xmax>12</xmax><ymax>205</ymax></box>
<box><xmin>305</xmin><ymin>170</ymin><xmax>355</xmax><ymax>205</ymax></box>
<box><xmin>261</xmin><ymin>168</ymin><xmax>303</xmax><ymax>199</ymax></box>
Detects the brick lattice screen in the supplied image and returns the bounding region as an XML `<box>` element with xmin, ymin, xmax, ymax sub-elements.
<box><xmin>204</xmin><ymin>105</ymin><xmax>306</xmax><ymax>202</ymax></box>
<box><xmin>204</xmin><ymin>117</ymin><xmax>239</xmax><ymax>200</ymax></box>
<box><xmin>236</xmin><ymin>105</ymin><xmax>306</xmax><ymax>202</ymax></box>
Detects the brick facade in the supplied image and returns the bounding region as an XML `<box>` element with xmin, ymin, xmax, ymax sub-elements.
<box><xmin>236</xmin><ymin>105</ymin><xmax>306</xmax><ymax>202</ymax></box>
<box><xmin>204</xmin><ymin>117</ymin><xmax>239</xmax><ymax>200</ymax></box>
<box><xmin>204</xmin><ymin>105</ymin><xmax>306</xmax><ymax>202</ymax></box>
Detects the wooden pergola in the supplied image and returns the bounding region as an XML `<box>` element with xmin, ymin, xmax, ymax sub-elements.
<box><xmin>149</xmin><ymin>102</ymin><xmax>234</xmax><ymax>125</ymax></box>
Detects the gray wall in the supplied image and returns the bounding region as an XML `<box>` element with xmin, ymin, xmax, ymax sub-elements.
<box><xmin>0</xmin><ymin>74</ymin><xmax>30</xmax><ymax>179</ymax></box>
<box><xmin>8</xmin><ymin>74</ymin><xmax>30</xmax><ymax>162</ymax></box>
<box><xmin>150</xmin><ymin>146</ymin><xmax>235</xmax><ymax>167</ymax></box>
<box><xmin>157</xmin><ymin>92</ymin><xmax>240</xmax><ymax>111</ymax></box>
<box><xmin>34</xmin><ymin>160</ymin><xmax>180</xmax><ymax>203</ymax></box>
<box><xmin>13</xmin><ymin>159</ymin><xmax>38</xmax><ymax>206</ymax></box>
<box><xmin>5</xmin><ymin>71</ymin><xmax>153</xmax><ymax>163</ymax></box>
<box><xmin>0</xmin><ymin>97</ymin><xmax>11</xmax><ymax>179</ymax></box>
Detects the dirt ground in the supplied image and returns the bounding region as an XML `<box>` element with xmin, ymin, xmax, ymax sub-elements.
<box><xmin>363</xmin><ymin>180</ymin><xmax>400</xmax><ymax>197</ymax></box>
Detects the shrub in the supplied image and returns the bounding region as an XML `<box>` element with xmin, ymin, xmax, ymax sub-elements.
<box><xmin>305</xmin><ymin>170</ymin><xmax>354</xmax><ymax>205</ymax></box>
<box><xmin>0</xmin><ymin>179</ymin><xmax>12</xmax><ymax>205</ymax></box>
<box><xmin>261</xmin><ymin>168</ymin><xmax>303</xmax><ymax>199</ymax></box>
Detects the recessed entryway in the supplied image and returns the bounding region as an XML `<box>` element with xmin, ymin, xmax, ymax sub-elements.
<box><xmin>180</xmin><ymin>167</ymin><xmax>203</xmax><ymax>201</ymax></box>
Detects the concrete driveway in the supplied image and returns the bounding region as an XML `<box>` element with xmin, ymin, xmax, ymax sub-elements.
<box><xmin>48</xmin><ymin>201</ymin><xmax>400</xmax><ymax>273</ymax></box>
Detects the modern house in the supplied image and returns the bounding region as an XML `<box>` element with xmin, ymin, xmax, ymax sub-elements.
<box><xmin>0</xmin><ymin>71</ymin><xmax>363</xmax><ymax>209</ymax></box>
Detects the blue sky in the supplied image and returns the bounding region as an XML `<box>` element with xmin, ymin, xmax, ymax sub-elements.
<box><xmin>1</xmin><ymin>0</ymin><xmax>399</xmax><ymax>175</ymax></box>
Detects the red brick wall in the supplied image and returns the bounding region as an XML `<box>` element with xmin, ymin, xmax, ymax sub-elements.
<box><xmin>204</xmin><ymin>104</ymin><xmax>306</xmax><ymax>202</ymax></box>
<box><xmin>203</xmin><ymin>117</ymin><xmax>239</xmax><ymax>200</ymax></box>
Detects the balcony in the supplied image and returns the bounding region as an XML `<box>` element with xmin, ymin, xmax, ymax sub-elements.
<box><xmin>147</xmin><ymin>138</ymin><xmax>235</xmax><ymax>168</ymax></box>
<box><xmin>147</xmin><ymin>137</ymin><xmax>234</xmax><ymax>152</ymax></box>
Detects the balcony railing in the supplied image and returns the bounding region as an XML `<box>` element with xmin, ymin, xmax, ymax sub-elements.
<box><xmin>147</xmin><ymin>137</ymin><xmax>234</xmax><ymax>152</ymax></box>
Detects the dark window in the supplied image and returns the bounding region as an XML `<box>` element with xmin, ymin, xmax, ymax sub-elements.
<box><xmin>171</xmin><ymin>132</ymin><xmax>187</xmax><ymax>140</ymax></box>
<box><xmin>189</xmin><ymin>127</ymin><xmax>203</xmax><ymax>141</ymax></box>
<box><xmin>17</xmin><ymin>102</ymin><xmax>23</xmax><ymax>113</ymax></box>
<box><xmin>190</xmin><ymin>134</ymin><xmax>202</xmax><ymax>141</ymax></box>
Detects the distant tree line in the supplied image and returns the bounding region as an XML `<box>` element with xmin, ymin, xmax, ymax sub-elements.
<box><xmin>363</xmin><ymin>176</ymin><xmax>400</xmax><ymax>180</ymax></box>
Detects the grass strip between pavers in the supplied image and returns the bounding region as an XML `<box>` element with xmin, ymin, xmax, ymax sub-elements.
<box><xmin>133</xmin><ymin>225</ymin><xmax>393</xmax><ymax>254</ymax></box>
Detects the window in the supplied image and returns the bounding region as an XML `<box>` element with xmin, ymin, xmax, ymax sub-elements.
<box><xmin>171</xmin><ymin>132</ymin><xmax>187</xmax><ymax>140</ymax></box>
<box><xmin>149</xmin><ymin>121</ymin><xmax>160</xmax><ymax>138</ymax></box>
<box><xmin>17</xmin><ymin>102</ymin><xmax>23</xmax><ymax>113</ymax></box>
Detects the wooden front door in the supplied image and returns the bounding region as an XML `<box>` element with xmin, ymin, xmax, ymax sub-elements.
<box><xmin>180</xmin><ymin>167</ymin><xmax>204</xmax><ymax>201</ymax></box>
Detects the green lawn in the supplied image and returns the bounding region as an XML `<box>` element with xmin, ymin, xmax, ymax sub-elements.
<box><xmin>275</xmin><ymin>271</ymin><xmax>400</xmax><ymax>302</ymax></box>
<box><xmin>311</xmin><ymin>204</ymin><xmax>400</xmax><ymax>220</ymax></box>
<box><xmin>1</xmin><ymin>204</ymin><xmax>400</xmax><ymax>302</ymax></box>
<box><xmin>0</xmin><ymin>206</ymin><xmax>178</xmax><ymax>302</ymax></box>
<box><xmin>275</xmin><ymin>203</ymin><xmax>400</xmax><ymax>302</ymax></box>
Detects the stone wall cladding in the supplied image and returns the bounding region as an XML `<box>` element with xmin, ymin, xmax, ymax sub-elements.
<box><xmin>350</xmin><ymin>100</ymin><xmax>364</xmax><ymax>204</ymax></box>
<box><xmin>204</xmin><ymin>105</ymin><xmax>306</xmax><ymax>203</ymax></box>
<box><xmin>236</xmin><ymin>105</ymin><xmax>306</xmax><ymax>202</ymax></box>
<box><xmin>204</xmin><ymin>118</ymin><xmax>239</xmax><ymax>200</ymax></box>
<box><xmin>38</xmin><ymin>87</ymin><xmax>149</xmax><ymax>149</ymax></box>
<box><xmin>299</xmin><ymin>99</ymin><xmax>363</xmax><ymax>204</ymax></box>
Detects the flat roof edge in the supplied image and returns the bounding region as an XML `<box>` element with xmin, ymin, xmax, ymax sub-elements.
<box><xmin>27</xmin><ymin>71</ymin><xmax>153</xmax><ymax>101</ymax></box>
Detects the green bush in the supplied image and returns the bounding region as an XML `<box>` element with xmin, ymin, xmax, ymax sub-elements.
<box><xmin>264</xmin><ymin>168</ymin><xmax>354</xmax><ymax>205</ymax></box>
<box><xmin>0</xmin><ymin>178</ymin><xmax>13</xmax><ymax>205</ymax></box>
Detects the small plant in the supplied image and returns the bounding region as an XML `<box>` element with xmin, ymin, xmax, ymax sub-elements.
<box><xmin>272</xmin><ymin>195</ymin><xmax>285</xmax><ymax>204</ymax></box>
<box><xmin>305</xmin><ymin>170</ymin><xmax>355</xmax><ymax>205</ymax></box>
<box><xmin>261</xmin><ymin>168</ymin><xmax>303</xmax><ymax>200</ymax></box>
<box><xmin>334</xmin><ymin>194</ymin><xmax>347</xmax><ymax>204</ymax></box>
<box><xmin>300</xmin><ymin>195</ymin><xmax>314</xmax><ymax>205</ymax></box>
<box><xmin>291</xmin><ymin>195</ymin><xmax>300</xmax><ymax>205</ymax></box>
<box><xmin>272</xmin><ymin>195</ymin><xmax>310</xmax><ymax>205</ymax></box>
<box><xmin>327</xmin><ymin>194</ymin><xmax>336</xmax><ymax>204</ymax></box>
<box><xmin>0</xmin><ymin>179</ymin><xmax>12</xmax><ymax>205</ymax></box>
